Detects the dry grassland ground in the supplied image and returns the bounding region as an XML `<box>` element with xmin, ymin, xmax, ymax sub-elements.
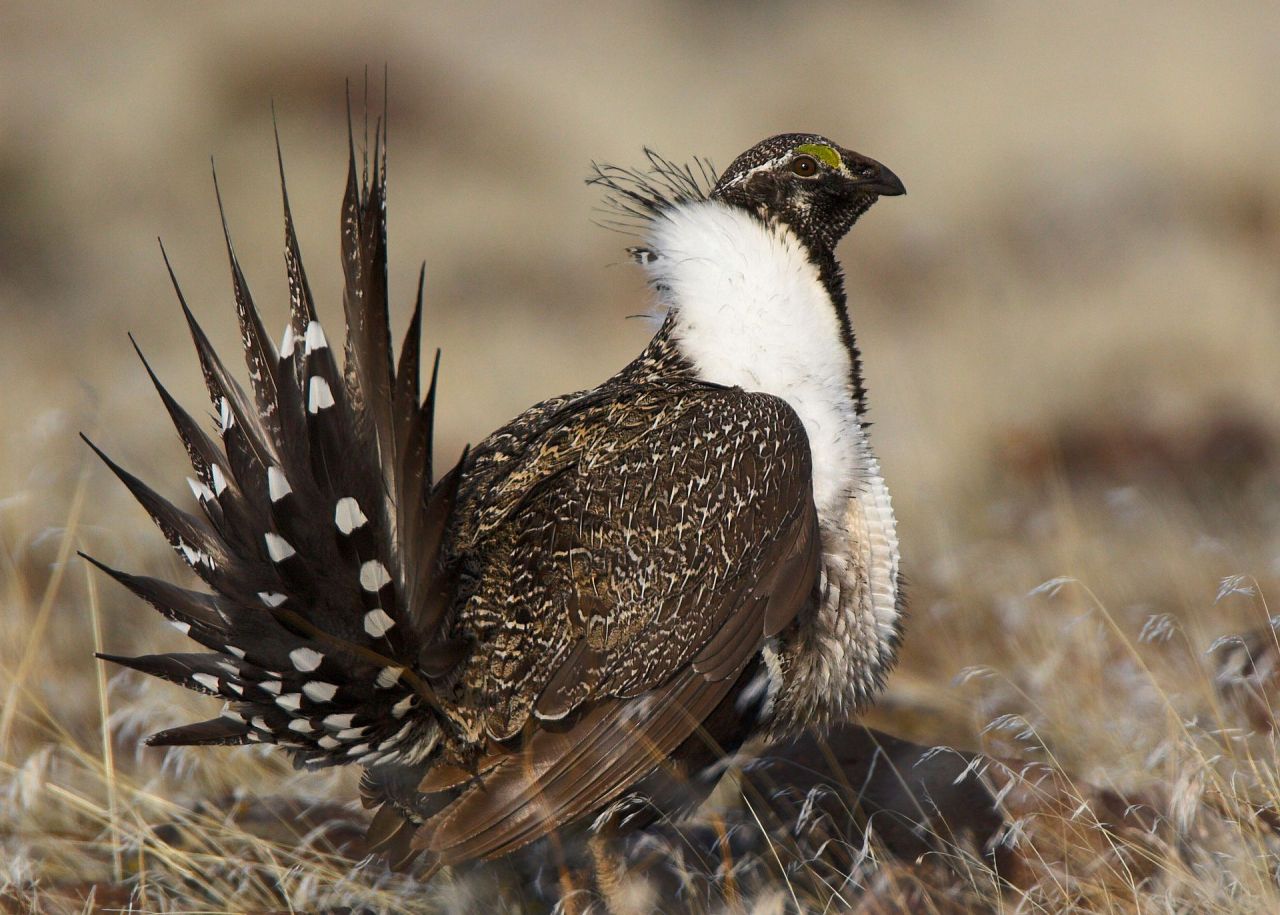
<box><xmin>2</xmin><ymin>2</ymin><xmax>1280</xmax><ymax>911</ymax></box>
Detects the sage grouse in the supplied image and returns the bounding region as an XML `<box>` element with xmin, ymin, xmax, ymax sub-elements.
<box><xmin>87</xmin><ymin>122</ymin><xmax>906</xmax><ymax>870</ymax></box>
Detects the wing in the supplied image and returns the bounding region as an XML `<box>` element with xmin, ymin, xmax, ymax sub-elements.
<box><xmin>417</xmin><ymin>385</ymin><xmax>822</xmax><ymax>863</ymax></box>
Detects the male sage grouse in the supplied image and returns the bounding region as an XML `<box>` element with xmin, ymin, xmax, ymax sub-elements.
<box><xmin>87</xmin><ymin>118</ymin><xmax>906</xmax><ymax>872</ymax></box>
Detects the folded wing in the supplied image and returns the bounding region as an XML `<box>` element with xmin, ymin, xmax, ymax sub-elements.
<box><xmin>414</xmin><ymin>387</ymin><xmax>822</xmax><ymax>863</ymax></box>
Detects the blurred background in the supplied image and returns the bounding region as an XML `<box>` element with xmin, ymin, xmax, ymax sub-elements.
<box><xmin>2</xmin><ymin>1</ymin><xmax>1280</xmax><ymax>906</ymax></box>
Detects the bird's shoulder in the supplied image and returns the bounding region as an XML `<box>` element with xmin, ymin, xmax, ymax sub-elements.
<box><xmin>451</xmin><ymin>376</ymin><xmax>811</xmax><ymax>551</ymax></box>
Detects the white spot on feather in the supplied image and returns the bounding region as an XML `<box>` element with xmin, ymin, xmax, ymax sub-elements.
<box><xmin>192</xmin><ymin>673</ymin><xmax>220</xmax><ymax>693</ymax></box>
<box><xmin>376</xmin><ymin>666</ymin><xmax>402</xmax><ymax>688</ymax></box>
<box><xmin>308</xmin><ymin>376</ymin><xmax>335</xmax><ymax>413</ymax></box>
<box><xmin>288</xmin><ymin>719</ymin><xmax>314</xmax><ymax>733</ymax></box>
<box><xmin>392</xmin><ymin>693</ymin><xmax>415</xmax><ymax>718</ymax></box>
<box><xmin>209</xmin><ymin>464</ymin><xmax>229</xmax><ymax>496</ymax></box>
<box><xmin>318</xmin><ymin>735</ymin><xmax>341</xmax><ymax>749</ymax></box>
<box><xmin>258</xmin><ymin>591</ymin><xmax>287</xmax><ymax>608</ymax></box>
<box><xmin>264</xmin><ymin>532</ymin><xmax>296</xmax><ymax>562</ymax></box>
<box><xmin>259</xmin><ymin>680</ymin><xmax>282</xmax><ymax>695</ymax></box>
<box><xmin>289</xmin><ymin>647</ymin><xmax>324</xmax><ymax>672</ymax></box>
<box><xmin>280</xmin><ymin>324</ymin><xmax>297</xmax><ymax>358</ymax></box>
<box><xmin>169</xmin><ymin>620</ymin><xmax>191</xmax><ymax>636</ymax></box>
<box><xmin>363</xmin><ymin>608</ymin><xmax>395</xmax><ymax>637</ymax></box>
<box><xmin>219</xmin><ymin>396</ymin><xmax>235</xmax><ymax>432</ymax></box>
<box><xmin>334</xmin><ymin>497</ymin><xmax>367</xmax><ymax>534</ymax></box>
<box><xmin>267</xmin><ymin>466</ymin><xmax>292</xmax><ymax>502</ymax></box>
<box><xmin>323</xmin><ymin>713</ymin><xmax>355</xmax><ymax>729</ymax></box>
<box><xmin>359</xmin><ymin>561</ymin><xmax>391</xmax><ymax>593</ymax></box>
<box><xmin>187</xmin><ymin>477</ymin><xmax>215</xmax><ymax>503</ymax></box>
<box><xmin>304</xmin><ymin>320</ymin><xmax>328</xmax><ymax>353</ymax></box>
<box><xmin>179</xmin><ymin>542</ymin><xmax>214</xmax><ymax>569</ymax></box>
<box><xmin>276</xmin><ymin>693</ymin><xmax>302</xmax><ymax>711</ymax></box>
<box><xmin>303</xmin><ymin>681</ymin><xmax>338</xmax><ymax>702</ymax></box>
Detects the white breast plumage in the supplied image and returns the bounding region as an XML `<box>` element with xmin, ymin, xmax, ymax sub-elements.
<box><xmin>643</xmin><ymin>199</ymin><xmax>901</xmax><ymax>724</ymax></box>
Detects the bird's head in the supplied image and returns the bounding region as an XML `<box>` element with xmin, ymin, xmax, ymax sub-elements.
<box><xmin>710</xmin><ymin>133</ymin><xmax>905</xmax><ymax>255</ymax></box>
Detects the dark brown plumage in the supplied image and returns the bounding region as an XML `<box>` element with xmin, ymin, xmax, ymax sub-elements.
<box><xmin>88</xmin><ymin>104</ymin><xmax>906</xmax><ymax>874</ymax></box>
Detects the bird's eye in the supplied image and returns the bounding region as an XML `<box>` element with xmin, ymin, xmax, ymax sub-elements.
<box><xmin>790</xmin><ymin>155</ymin><xmax>820</xmax><ymax>178</ymax></box>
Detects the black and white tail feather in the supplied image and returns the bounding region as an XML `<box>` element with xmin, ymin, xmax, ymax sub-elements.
<box><xmin>85</xmin><ymin>105</ymin><xmax>462</xmax><ymax>778</ymax></box>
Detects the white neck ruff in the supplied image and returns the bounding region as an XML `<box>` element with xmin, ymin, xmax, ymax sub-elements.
<box><xmin>644</xmin><ymin>200</ymin><xmax>863</xmax><ymax>521</ymax></box>
<box><xmin>642</xmin><ymin>200</ymin><xmax>902</xmax><ymax>721</ymax></box>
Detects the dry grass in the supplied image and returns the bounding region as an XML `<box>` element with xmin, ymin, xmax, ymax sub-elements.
<box><xmin>3</xmin><ymin>1</ymin><xmax>1280</xmax><ymax>911</ymax></box>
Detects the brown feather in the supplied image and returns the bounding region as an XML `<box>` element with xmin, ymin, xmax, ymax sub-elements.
<box><xmin>417</xmin><ymin>667</ymin><xmax>725</xmax><ymax>862</ymax></box>
<box><xmin>365</xmin><ymin>803</ymin><xmax>408</xmax><ymax>853</ymax></box>
<box><xmin>407</xmin><ymin>391</ymin><xmax>821</xmax><ymax>860</ymax></box>
<box><xmin>533</xmin><ymin>636</ymin><xmax>605</xmax><ymax>721</ymax></box>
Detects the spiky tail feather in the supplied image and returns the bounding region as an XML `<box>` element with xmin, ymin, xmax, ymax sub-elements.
<box><xmin>87</xmin><ymin>102</ymin><xmax>461</xmax><ymax>776</ymax></box>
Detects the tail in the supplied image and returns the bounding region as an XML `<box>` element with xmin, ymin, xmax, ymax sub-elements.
<box><xmin>85</xmin><ymin>102</ymin><xmax>462</xmax><ymax>778</ymax></box>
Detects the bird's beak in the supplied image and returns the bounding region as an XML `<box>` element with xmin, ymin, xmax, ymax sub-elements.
<box><xmin>848</xmin><ymin>157</ymin><xmax>906</xmax><ymax>197</ymax></box>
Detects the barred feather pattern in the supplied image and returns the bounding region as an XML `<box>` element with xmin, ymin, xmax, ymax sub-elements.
<box><xmin>87</xmin><ymin>113</ymin><xmax>451</xmax><ymax>772</ymax></box>
<box><xmin>89</xmin><ymin>124</ymin><xmax>904</xmax><ymax>871</ymax></box>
